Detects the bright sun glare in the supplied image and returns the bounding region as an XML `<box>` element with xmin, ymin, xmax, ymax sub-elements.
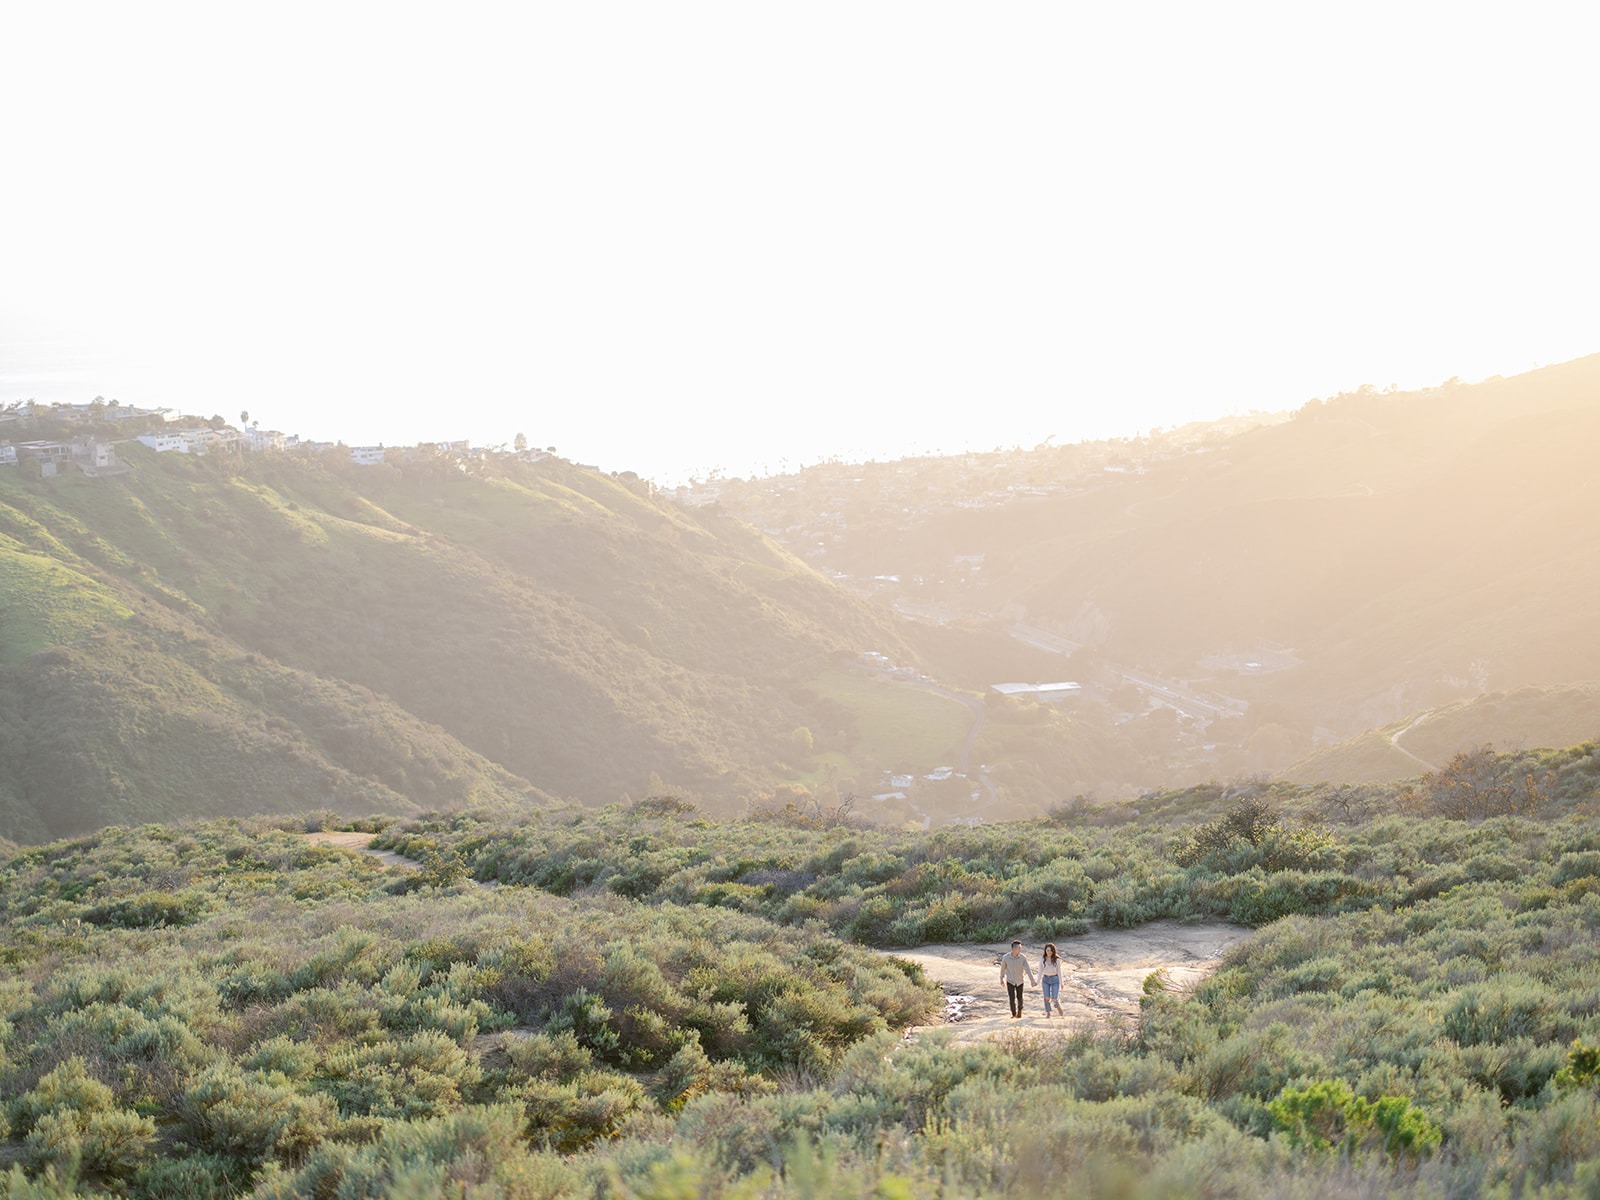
<box><xmin>3</xmin><ymin>2</ymin><xmax>1597</xmax><ymax>482</ymax></box>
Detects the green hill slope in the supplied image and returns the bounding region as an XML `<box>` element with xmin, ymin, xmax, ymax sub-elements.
<box><xmin>0</xmin><ymin>601</ymin><xmax>546</xmax><ymax>841</ymax></box>
<box><xmin>0</xmin><ymin>541</ymin><xmax>134</xmax><ymax>662</ymax></box>
<box><xmin>0</xmin><ymin>447</ymin><xmax>933</xmax><ymax>839</ymax></box>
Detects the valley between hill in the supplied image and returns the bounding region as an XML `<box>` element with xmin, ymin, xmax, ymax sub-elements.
<box><xmin>5</xmin><ymin>358</ymin><xmax>1599</xmax><ymax>841</ymax></box>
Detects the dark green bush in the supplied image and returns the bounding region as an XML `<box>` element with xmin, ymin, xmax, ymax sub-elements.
<box><xmin>81</xmin><ymin>890</ymin><xmax>204</xmax><ymax>928</ymax></box>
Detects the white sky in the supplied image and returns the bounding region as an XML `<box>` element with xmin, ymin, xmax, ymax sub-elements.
<box><xmin>3</xmin><ymin>2</ymin><xmax>1597</xmax><ymax>483</ymax></box>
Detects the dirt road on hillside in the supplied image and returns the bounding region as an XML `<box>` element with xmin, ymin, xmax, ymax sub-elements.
<box><xmin>881</xmin><ymin>921</ymin><xmax>1252</xmax><ymax>1042</ymax></box>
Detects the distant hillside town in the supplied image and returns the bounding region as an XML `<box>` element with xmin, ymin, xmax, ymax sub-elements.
<box><xmin>0</xmin><ymin>398</ymin><xmax>550</xmax><ymax>477</ymax></box>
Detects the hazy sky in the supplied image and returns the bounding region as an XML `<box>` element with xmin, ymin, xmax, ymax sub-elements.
<box><xmin>3</xmin><ymin>3</ymin><xmax>1596</xmax><ymax>482</ymax></box>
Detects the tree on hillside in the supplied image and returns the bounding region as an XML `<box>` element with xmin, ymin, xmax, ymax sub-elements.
<box><xmin>514</xmin><ymin>433</ymin><xmax>527</xmax><ymax>452</ymax></box>
<box><xmin>1410</xmin><ymin>745</ymin><xmax>1546</xmax><ymax>820</ymax></box>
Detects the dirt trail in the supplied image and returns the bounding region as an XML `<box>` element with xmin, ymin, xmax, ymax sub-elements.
<box><xmin>297</xmin><ymin>835</ymin><xmax>1248</xmax><ymax>1044</ymax></box>
<box><xmin>1389</xmin><ymin>711</ymin><xmax>1438</xmax><ymax>772</ymax></box>
<box><xmin>881</xmin><ymin>921</ymin><xmax>1253</xmax><ymax>1042</ymax></box>
<box><xmin>302</xmin><ymin>830</ymin><xmax>506</xmax><ymax>890</ymax></box>
<box><xmin>302</xmin><ymin>830</ymin><xmax>423</xmax><ymax>871</ymax></box>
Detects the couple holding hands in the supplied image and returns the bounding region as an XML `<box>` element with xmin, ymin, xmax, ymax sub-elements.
<box><xmin>999</xmin><ymin>939</ymin><xmax>1066</xmax><ymax>1018</ymax></box>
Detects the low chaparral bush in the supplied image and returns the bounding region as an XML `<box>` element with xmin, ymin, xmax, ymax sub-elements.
<box><xmin>0</xmin><ymin>754</ymin><xmax>1598</xmax><ymax>1198</ymax></box>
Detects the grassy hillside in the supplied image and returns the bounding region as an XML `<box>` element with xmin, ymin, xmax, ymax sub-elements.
<box><xmin>1</xmin><ymin>743</ymin><xmax>1598</xmax><ymax>1197</ymax></box>
<box><xmin>0</xmin><ymin>446</ymin><xmax>945</xmax><ymax>839</ymax></box>
<box><xmin>1285</xmin><ymin>683</ymin><xmax>1600</xmax><ymax>786</ymax></box>
<box><xmin>0</xmin><ymin>545</ymin><xmax>133</xmax><ymax>664</ymax></box>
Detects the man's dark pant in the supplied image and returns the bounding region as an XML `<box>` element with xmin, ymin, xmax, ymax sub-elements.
<box><xmin>1007</xmin><ymin>982</ymin><xmax>1025</xmax><ymax>1017</ymax></box>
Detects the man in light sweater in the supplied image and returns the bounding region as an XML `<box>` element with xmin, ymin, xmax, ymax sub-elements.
<box><xmin>1000</xmin><ymin>940</ymin><xmax>1036</xmax><ymax>1018</ymax></box>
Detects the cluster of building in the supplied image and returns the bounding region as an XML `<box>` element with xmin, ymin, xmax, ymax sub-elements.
<box><xmin>1</xmin><ymin>400</ymin><xmax>552</xmax><ymax>477</ymax></box>
<box><xmin>0</xmin><ymin>427</ymin><xmax>292</xmax><ymax>476</ymax></box>
<box><xmin>0</xmin><ymin>437</ymin><xmax>122</xmax><ymax>476</ymax></box>
<box><xmin>134</xmin><ymin>427</ymin><xmax>293</xmax><ymax>455</ymax></box>
<box><xmin>0</xmin><ymin>400</ymin><xmax>174</xmax><ymax>426</ymax></box>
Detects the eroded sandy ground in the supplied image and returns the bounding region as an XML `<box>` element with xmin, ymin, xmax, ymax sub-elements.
<box><xmin>882</xmin><ymin>921</ymin><xmax>1254</xmax><ymax>1042</ymax></box>
<box><xmin>302</xmin><ymin>830</ymin><xmax>421</xmax><ymax>870</ymax></box>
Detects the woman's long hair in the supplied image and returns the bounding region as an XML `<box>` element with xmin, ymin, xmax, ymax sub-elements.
<box><xmin>1042</xmin><ymin>942</ymin><xmax>1058</xmax><ymax>963</ymax></box>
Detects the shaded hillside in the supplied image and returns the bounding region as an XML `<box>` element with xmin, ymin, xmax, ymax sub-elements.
<box><xmin>0</xmin><ymin>592</ymin><xmax>544</xmax><ymax>841</ymax></box>
<box><xmin>1014</xmin><ymin>360</ymin><xmax>1600</xmax><ymax>697</ymax></box>
<box><xmin>0</xmin><ymin>447</ymin><xmax>931</xmax><ymax>839</ymax></box>
<box><xmin>726</xmin><ymin>356</ymin><xmax>1600</xmax><ymax>779</ymax></box>
<box><xmin>1132</xmin><ymin>367</ymin><xmax>1593</xmax><ymax>759</ymax></box>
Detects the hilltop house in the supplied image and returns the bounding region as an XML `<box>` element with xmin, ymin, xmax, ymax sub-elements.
<box><xmin>350</xmin><ymin>445</ymin><xmax>387</xmax><ymax>466</ymax></box>
<box><xmin>243</xmin><ymin>428</ymin><xmax>287</xmax><ymax>452</ymax></box>
<box><xmin>3</xmin><ymin>438</ymin><xmax>120</xmax><ymax>476</ymax></box>
<box><xmin>136</xmin><ymin>432</ymin><xmax>187</xmax><ymax>453</ymax></box>
<box><xmin>73</xmin><ymin>439</ymin><xmax>117</xmax><ymax>470</ymax></box>
<box><xmin>184</xmin><ymin>428</ymin><xmax>239</xmax><ymax>453</ymax></box>
<box><xmin>13</xmin><ymin>440</ymin><xmax>73</xmax><ymax>475</ymax></box>
<box><xmin>135</xmin><ymin>427</ymin><xmax>241</xmax><ymax>455</ymax></box>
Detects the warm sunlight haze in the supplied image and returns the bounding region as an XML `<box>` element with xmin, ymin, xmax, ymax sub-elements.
<box><xmin>6</xmin><ymin>9</ymin><xmax>1600</xmax><ymax>1195</ymax></box>
<box><xmin>3</xmin><ymin>3</ymin><xmax>1596</xmax><ymax>481</ymax></box>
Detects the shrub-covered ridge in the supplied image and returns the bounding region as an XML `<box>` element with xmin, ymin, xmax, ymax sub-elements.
<box><xmin>0</xmin><ymin>759</ymin><xmax>1598</xmax><ymax>1197</ymax></box>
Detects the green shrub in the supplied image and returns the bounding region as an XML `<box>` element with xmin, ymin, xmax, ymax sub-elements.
<box><xmin>177</xmin><ymin>1064</ymin><xmax>338</xmax><ymax>1165</ymax></box>
<box><xmin>13</xmin><ymin>1057</ymin><xmax>156</xmax><ymax>1180</ymax></box>
<box><xmin>261</xmin><ymin>1103</ymin><xmax>577</xmax><ymax>1199</ymax></box>
<box><xmin>41</xmin><ymin>1002</ymin><xmax>209</xmax><ymax>1073</ymax></box>
<box><xmin>0</xmin><ymin>1164</ymin><xmax>91</xmax><ymax>1200</ymax></box>
<box><xmin>1443</xmin><ymin>1037</ymin><xmax>1565</xmax><ymax>1103</ymax></box>
<box><xmin>81</xmin><ymin>890</ymin><xmax>205</xmax><ymax>928</ymax></box>
<box><xmin>316</xmin><ymin>1030</ymin><xmax>480</xmax><ymax>1120</ymax></box>
<box><xmin>1555</xmin><ymin>1038</ymin><xmax>1600</xmax><ymax>1092</ymax></box>
<box><xmin>521</xmin><ymin>1071</ymin><xmax>650</xmax><ymax>1152</ymax></box>
<box><xmin>1191</xmin><ymin>1023</ymin><xmax>1329</xmax><ymax>1100</ymax></box>
<box><xmin>1268</xmin><ymin>1079</ymin><xmax>1440</xmax><ymax>1158</ymax></box>
<box><xmin>241</xmin><ymin>1036</ymin><xmax>318</xmax><ymax>1081</ymax></box>
<box><xmin>130</xmin><ymin>1152</ymin><xmax>245</xmax><ymax>1200</ymax></box>
<box><xmin>1029</xmin><ymin>914</ymin><xmax>1090</xmax><ymax>940</ymax></box>
<box><xmin>546</xmin><ymin>988</ymin><xmax>624</xmax><ymax>1065</ymax></box>
<box><xmin>505</xmin><ymin>1029</ymin><xmax>593</xmax><ymax>1081</ymax></box>
<box><xmin>1442</xmin><ymin>982</ymin><xmax>1558</xmax><ymax>1046</ymax></box>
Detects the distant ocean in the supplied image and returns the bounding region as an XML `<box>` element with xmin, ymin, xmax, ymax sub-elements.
<box><xmin>0</xmin><ymin>325</ymin><xmax>154</xmax><ymax>408</ymax></box>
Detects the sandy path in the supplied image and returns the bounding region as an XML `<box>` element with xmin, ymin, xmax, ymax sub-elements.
<box><xmin>302</xmin><ymin>830</ymin><xmax>423</xmax><ymax>870</ymax></box>
<box><xmin>882</xmin><ymin>921</ymin><xmax>1253</xmax><ymax>1042</ymax></box>
<box><xmin>1389</xmin><ymin>710</ymin><xmax>1438</xmax><ymax>772</ymax></box>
